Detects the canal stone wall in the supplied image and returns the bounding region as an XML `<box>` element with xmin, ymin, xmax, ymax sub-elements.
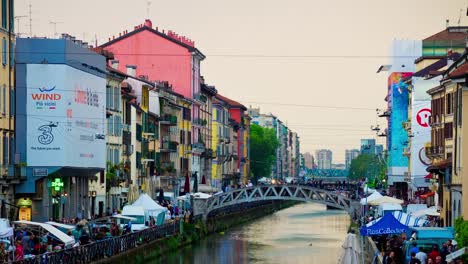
<box><xmin>205</xmin><ymin>200</ymin><xmax>299</xmax><ymax>233</ymax></box>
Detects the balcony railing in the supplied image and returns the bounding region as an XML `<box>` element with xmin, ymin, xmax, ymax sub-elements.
<box><xmin>160</xmin><ymin>115</ymin><xmax>178</xmax><ymax>125</ymax></box>
<box><xmin>402</xmin><ymin>121</ymin><xmax>411</xmax><ymax>131</ymax></box>
<box><xmin>425</xmin><ymin>145</ymin><xmax>444</xmax><ymax>158</ymax></box>
<box><xmin>161</xmin><ymin>141</ymin><xmax>178</xmax><ymax>152</ymax></box>
<box><xmin>193</xmin><ymin>118</ymin><xmax>207</xmax><ymax>127</ymax></box>
<box><xmin>194</xmin><ymin>93</ymin><xmax>208</xmax><ymax>103</ymax></box>
<box><xmin>122</xmin><ymin>124</ymin><xmax>131</xmax><ymax>132</ymax></box>
<box><xmin>403</xmin><ymin>147</ymin><xmax>411</xmax><ymax>157</ymax></box>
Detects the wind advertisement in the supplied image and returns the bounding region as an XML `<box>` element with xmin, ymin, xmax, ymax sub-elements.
<box><xmin>26</xmin><ymin>64</ymin><xmax>106</xmax><ymax>168</ymax></box>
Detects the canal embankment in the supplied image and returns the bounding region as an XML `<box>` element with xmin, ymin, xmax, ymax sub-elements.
<box><xmin>95</xmin><ymin>200</ymin><xmax>298</xmax><ymax>264</ymax></box>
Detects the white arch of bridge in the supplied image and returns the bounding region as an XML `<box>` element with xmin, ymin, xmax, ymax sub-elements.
<box><xmin>194</xmin><ymin>184</ymin><xmax>359</xmax><ymax>221</ymax></box>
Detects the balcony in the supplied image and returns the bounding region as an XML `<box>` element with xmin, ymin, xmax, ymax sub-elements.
<box><xmin>160</xmin><ymin>141</ymin><xmax>178</xmax><ymax>152</ymax></box>
<box><xmin>160</xmin><ymin>115</ymin><xmax>178</xmax><ymax>126</ymax></box>
<box><xmin>193</xmin><ymin>118</ymin><xmax>207</xmax><ymax>127</ymax></box>
<box><xmin>403</xmin><ymin>147</ymin><xmax>411</xmax><ymax>157</ymax></box>
<box><xmin>194</xmin><ymin>93</ymin><xmax>208</xmax><ymax>104</ymax></box>
<box><xmin>378</xmin><ymin>110</ymin><xmax>391</xmax><ymax>117</ymax></box>
<box><xmin>402</xmin><ymin>121</ymin><xmax>411</xmax><ymax>132</ymax></box>
<box><xmin>192</xmin><ymin>142</ymin><xmax>205</xmax><ymax>154</ymax></box>
<box><xmin>122</xmin><ymin>124</ymin><xmax>131</xmax><ymax>132</ymax></box>
<box><xmin>425</xmin><ymin>144</ymin><xmax>444</xmax><ymax>158</ymax></box>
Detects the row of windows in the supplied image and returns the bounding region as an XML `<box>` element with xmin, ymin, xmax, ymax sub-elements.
<box><xmin>107</xmin><ymin>115</ymin><xmax>122</xmax><ymax>137</ymax></box>
<box><xmin>215</xmin><ymin>109</ymin><xmax>229</xmax><ymax>124</ymax></box>
<box><xmin>106</xmin><ymin>85</ymin><xmax>121</xmax><ymax>111</ymax></box>
<box><xmin>1</xmin><ymin>0</ymin><xmax>13</xmax><ymax>31</ymax></box>
<box><xmin>107</xmin><ymin>147</ymin><xmax>121</xmax><ymax>166</ymax></box>
<box><xmin>0</xmin><ymin>133</ymin><xmax>13</xmax><ymax>166</ymax></box>
<box><xmin>0</xmin><ymin>85</ymin><xmax>14</xmax><ymax>116</ymax></box>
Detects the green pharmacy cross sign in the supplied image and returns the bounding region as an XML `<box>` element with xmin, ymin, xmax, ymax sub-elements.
<box><xmin>51</xmin><ymin>178</ymin><xmax>64</xmax><ymax>191</ymax></box>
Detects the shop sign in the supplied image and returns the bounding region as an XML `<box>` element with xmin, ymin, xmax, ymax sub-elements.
<box><xmin>33</xmin><ymin>168</ymin><xmax>48</xmax><ymax>177</ymax></box>
<box><xmin>17</xmin><ymin>198</ymin><xmax>32</xmax><ymax>207</ymax></box>
<box><xmin>51</xmin><ymin>178</ymin><xmax>64</xmax><ymax>191</ymax></box>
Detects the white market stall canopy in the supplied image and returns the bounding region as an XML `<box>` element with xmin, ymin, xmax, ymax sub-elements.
<box><xmin>178</xmin><ymin>192</ymin><xmax>212</xmax><ymax>200</ymax></box>
<box><xmin>368</xmin><ymin>196</ymin><xmax>404</xmax><ymax>205</ymax></box>
<box><xmin>112</xmin><ymin>215</ymin><xmax>137</xmax><ymax>221</ymax></box>
<box><xmin>411</xmin><ymin>206</ymin><xmax>440</xmax><ymax>217</ymax></box>
<box><xmin>45</xmin><ymin>222</ymin><xmax>76</xmax><ymax>230</ymax></box>
<box><xmin>0</xmin><ymin>219</ymin><xmax>13</xmax><ymax>239</ymax></box>
<box><xmin>360</xmin><ymin>191</ymin><xmax>383</xmax><ymax>205</ymax></box>
<box><xmin>132</xmin><ymin>193</ymin><xmax>168</xmax><ymax>215</ymax></box>
<box><xmin>14</xmin><ymin>220</ymin><xmax>74</xmax><ymax>247</ymax></box>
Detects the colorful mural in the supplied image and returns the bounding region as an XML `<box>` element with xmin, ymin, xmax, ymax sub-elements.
<box><xmin>387</xmin><ymin>72</ymin><xmax>412</xmax><ymax>169</ymax></box>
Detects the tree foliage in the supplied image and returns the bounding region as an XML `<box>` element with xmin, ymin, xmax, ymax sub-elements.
<box><xmin>455</xmin><ymin>217</ymin><xmax>468</xmax><ymax>248</ymax></box>
<box><xmin>250</xmin><ymin>124</ymin><xmax>278</xmax><ymax>178</ymax></box>
<box><xmin>348</xmin><ymin>154</ymin><xmax>385</xmax><ymax>182</ymax></box>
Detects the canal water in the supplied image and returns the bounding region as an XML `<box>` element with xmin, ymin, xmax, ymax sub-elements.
<box><xmin>154</xmin><ymin>203</ymin><xmax>350</xmax><ymax>264</ymax></box>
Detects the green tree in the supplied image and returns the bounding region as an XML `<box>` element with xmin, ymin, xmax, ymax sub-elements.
<box><xmin>348</xmin><ymin>154</ymin><xmax>385</xmax><ymax>184</ymax></box>
<box><xmin>250</xmin><ymin>124</ymin><xmax>278</xmax><ymax>179</ymax></box>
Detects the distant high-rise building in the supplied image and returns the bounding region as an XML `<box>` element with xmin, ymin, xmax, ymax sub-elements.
<box><xmin>360</xmin><ymin>139</ymin><xmax>383</xmax><ymax>156</ymax></box>
<box><xmin>315</xmin><ymin>149</ymin><xmax>332</xmax><ymax>170</ymax></box>
<box><xmin>303</xmin><ymin>152</ymin><xmax>315</xmax><ymax>169</ymax></box>
<box><xmin>345</xmin><ymin>149</ymin><xmax>360</xmax><ymax>169</ymax></box>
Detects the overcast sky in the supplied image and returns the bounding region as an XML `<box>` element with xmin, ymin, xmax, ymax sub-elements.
<box><xmin>16</xmin><ymin>0</ymin><xmax>467</xmax><ymax>163</ymax></box>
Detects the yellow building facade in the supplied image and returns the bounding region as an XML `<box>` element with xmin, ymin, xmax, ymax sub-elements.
<box><xmin>0</xmin><ymin>0</ymin><xmax>14</xmax><ymax>177</ymax></box>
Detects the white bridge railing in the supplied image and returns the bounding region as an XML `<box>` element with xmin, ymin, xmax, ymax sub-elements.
<box><xmin>197</xmin><ymin>184</ymin><xmax>356</xmax><ymax>220</ymax></box>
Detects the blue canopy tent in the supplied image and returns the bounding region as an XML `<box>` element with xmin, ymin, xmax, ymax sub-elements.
<box><xmin>360</xmin><ymin>213</ymin><xmax>409</xmax><ymax>236</ymax></box>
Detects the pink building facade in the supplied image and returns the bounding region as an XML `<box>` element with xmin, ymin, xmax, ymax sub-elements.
<box><xmin>101</xmin><ymin>19</ymin><xmax>207</xmax><ymax>176</ymax></box>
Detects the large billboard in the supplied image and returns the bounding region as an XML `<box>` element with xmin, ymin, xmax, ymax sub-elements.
<box><xmin>410</xmin><ymin>101</ymin><xmax>431</xmax><ymax>187</ymax></box>
<box><xmin>26</xmin><ymin>64</ymin><xmax>106</xmax><ymax>168</ymax></box>
<box><xmin>387</xmin><ymin>72</ymin><xmax>412</xmax><ymax>183</ymax></box>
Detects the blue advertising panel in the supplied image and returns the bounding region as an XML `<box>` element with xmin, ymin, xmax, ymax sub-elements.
<box><xmin>26</xmin><ymin>64</ymin><xmax>106</xmax><ymax>168</ymax></box>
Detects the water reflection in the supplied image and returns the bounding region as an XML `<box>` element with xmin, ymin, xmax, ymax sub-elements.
<box><xmin>155</xmin><ymin>203</ymin><xmax>350</xmax><ymax>264</ymax></box>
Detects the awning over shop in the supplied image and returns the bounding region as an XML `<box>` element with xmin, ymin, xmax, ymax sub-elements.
<box><xmin>420</xmin><ymin>192</ymin><xmax>435</xmax><ymax>199</ymax></box>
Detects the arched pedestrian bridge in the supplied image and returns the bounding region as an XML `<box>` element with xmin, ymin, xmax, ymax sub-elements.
<box><xmin>192</xmin><ymin>184</ymin><xmax>360</xmax><ymax>221</ymax></box>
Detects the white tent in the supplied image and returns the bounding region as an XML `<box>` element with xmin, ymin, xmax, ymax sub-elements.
<box><xmin>368</xmin><ymin>196</ymin><xmax>404</xmax><ymax>205</ymax></box>
<box><xmin>338</xmin><ymin>233</ymin><xmax>361</xmax><ymax>264</ymax></box>
<box><xmin>132</xmin><ymin>193</ymin><xmax>168</xmax><ymax>216</ymax></box>
<box><xmin>178</xmin><ymin>192</ymin><xmax>212</xmax><ymax>200</ymax></box>
<box><xmin>14</xmin><ymin>220</ymin><xmax>75</xmax><ymax>247</ymax></box>
<box><xmin>0</xmin><ymin>219</ymin><xmax>13</xmax><ymax>239</ymax></box>
<box><xmin>392</xmin><ymin>211</ymin><xmax>428</xmax><ymax>227</ymax></box>
<box><xmin>411</xmin><ymin>206</ymin><xmax>440</xmax><ymax>217</ymax></box>
<box><xmin>360</xmin><ymin>191</ymin><xmax>383</xmax><ymax>205</ymax></box>
<box><xmin>45</xmin><ymin>222</ymin><xmax>76</xmax><ymax>230</ymax></box>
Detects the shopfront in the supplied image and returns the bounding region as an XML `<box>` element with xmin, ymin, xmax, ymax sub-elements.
<box><xmin>17</xmin><ymin>198</ymin><xmax>32</xmax><ymax>221</ymax></box>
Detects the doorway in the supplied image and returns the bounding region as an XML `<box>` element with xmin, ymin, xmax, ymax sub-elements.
<box><xmin>98</xmin><ymin>201</ymin><xmax>104</xmax><ymax>217</ymax></box>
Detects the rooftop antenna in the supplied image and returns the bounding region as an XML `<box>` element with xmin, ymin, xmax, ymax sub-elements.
<box><xmin>146</xmin><ymin>0</ymin><xmax>152</xmax><ymax>18</ymax></box>
<box><xmin>28</xmin><ymin>3</ymin><xmax>32</xmax><ymax>36</ymax></box>
<box><xmin>49</xmin><ymin>21</ymin><xmax>63</xmax><ymax>38</ymax></box>
<box><xmin>14</xmin><ymin>15</ymin><xmax>27</xmax><ymax>37</ymax></box>
<box><xmin>457</xmin><ymin>8</ymin><xmax>463</xmax><ymax>26</ymax></box>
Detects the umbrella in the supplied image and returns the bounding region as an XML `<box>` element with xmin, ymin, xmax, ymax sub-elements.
<box><xmin>184</xmin><ymin>173</ymin><xmax>190</xmax><ymax>194</ymax></box>
<box><xmin>368</xmin><ymin>196</ymin><xmax>404</xmax><ymax>205</ymax></box>
<box><xmin>201</xmin><ymin>175</ymin><xmax>206</xmax><ymax>184</ymax></box>
<box><xmin>193</xmin><ymin>172</ymin><xmax>198</xmax><ymax>193</ymax></box>
<box><xmin>158</xmin><ymin>189</ymin><xmax>164</xmax><ymax>204</ymax></box>
<box><xmin>338</xmin><ymin>233</ymin><xmax>361</xmax><ymax>264</ymax></box>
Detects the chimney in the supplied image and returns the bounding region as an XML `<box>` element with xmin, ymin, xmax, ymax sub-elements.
<box><xmin>126</xmin><ymin>65</ymin><xmax>137</xmax><ymax>77</ymax></box>
<box><xmin>111</xmin><ymin>60</ymin><xmax>119</xmax><ymax>69</ymax></box>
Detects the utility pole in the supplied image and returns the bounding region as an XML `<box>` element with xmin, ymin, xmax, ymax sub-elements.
<box><xmin>49</xmin><ymin>21</ymin><xmax>63</xmax><ymax>38</ymax></box>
